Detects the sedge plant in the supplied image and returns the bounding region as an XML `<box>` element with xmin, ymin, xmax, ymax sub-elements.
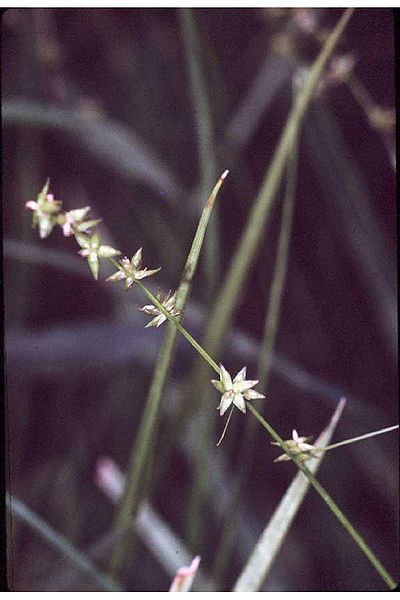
<box><xmin>24</xmin><ymin>170</ymin><xmax>397</xmax><ymax>590</ymax></box>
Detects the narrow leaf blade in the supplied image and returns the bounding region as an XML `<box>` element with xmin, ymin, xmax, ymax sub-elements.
<box><xmin>233</xmin><ymin>398</ymin><xmax>346</xmax><ymax>592</ymax></box>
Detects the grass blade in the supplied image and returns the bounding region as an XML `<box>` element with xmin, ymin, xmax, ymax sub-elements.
<box><xmin>187</xmin><ymin>8</ymin><xmax>354</xmax><ymax>547</ymax></box>
<box><xmin>246</xmin><ymin>402</ymin><xmax>397</xmax><ymax>590</ymax></box>
<box><xmin>304</xmin><ymin>101</ymin><xmax>397</xmax><ymax>354</ymax></box>
<box><xmin>201</xmin><ymin>9</ymin><xmax>355</xmax><ymax>360</ymax></box>
<box><xmin>108</xmin><ymin>171</ymin><xmax>228</xmax><ymax>577</ymax></box>
<box><xmin>6</xmin><ymin>494</ymin><xmax>121</xmax><ymax>591</ymax></box>
<box><xmin>213</xmin><ymin>122</ymin><xmax>299</xmax><ymax>583</ymax></box>
<box><xmin>233</xmin><ymin>398</ymin><xmax>346</xmax><ymax>591</ymax></box>
<box><xmin>3</xmin><ymin>99</ymin><xmax>186</xmax><ymax>204</ymax></box>
<box><xmin>180</xmin><ymin>7</ymin><xmax>220</xmax><ymax>296</ymax></box>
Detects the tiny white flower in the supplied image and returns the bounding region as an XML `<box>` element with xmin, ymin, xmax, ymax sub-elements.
<box><xmin>140</xmin><ymin>289</ymin><xmax>180</xmax><ymax>328</ymax></box>
<box><xmin>211</xmin><ymin>364</ymin><xmax>265</xmax><ymax>416</ymax></box>
<box><xmin>106</xmin><ymin>247</ymin><xmax>161</xmax><ymax>290</ymax></box>
<box><xmin>76</xmin><ymin>231</ymin><xmax>120</xmax><ymax>280</ymax></box>
<box><xmin>272</xmin><ymin>429</ymin><xmax>317</xmax><ymax>463</ymax></box>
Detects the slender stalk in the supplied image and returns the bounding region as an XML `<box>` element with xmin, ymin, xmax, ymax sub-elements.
<box><xmin>213</xmin><ymin>121</ymin><xmax>299</xmax><ymax>584</ymax></box>
<box><xmin>314</xmin><ymin>424</ymin><xmax>399</xmax><ymax>454</ymax></box>
<box><xmin>107</xmin><ymin>173</ymin><xmax>226</xmax><ymax>577</ymax></box>
<box><xmin>195</xmin><ymin>8</ymin><xmax>356</xmax><ymax>369</ymax></box>
<box><xmin>186</xmin><ymin>8</ymin><xmax>355</xmax><ymax>550</ymax></box>
<box><xmin>6</xmin><ymin>494</ymin><xmax>121</xmax><ymax>591</ymax></box>
<box><xmin>180</xmin><ymin>7</ymin><xmax>220</xmax><ymax>296</ymax></box>
<box><xmin>256</xmin><ymin>124</ymin><xmax>298</xmax><ymax>393</ymax></box>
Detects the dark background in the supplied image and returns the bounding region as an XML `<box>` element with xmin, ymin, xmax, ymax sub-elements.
<box><xmin>2</xmin><ymin>7</ymin><xmax>398</xmax><ymax>591</ymax></box>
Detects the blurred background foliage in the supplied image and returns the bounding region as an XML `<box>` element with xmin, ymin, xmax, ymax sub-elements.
<box><xmin>3</xmin><ymin>7</ymin><xmax>398</xmax><ymax>591</ymax></box>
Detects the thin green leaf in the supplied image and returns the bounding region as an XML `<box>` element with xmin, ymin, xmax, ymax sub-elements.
<box><xmin>6</xmin><ymin>493</ymin><xmax>121</xmax><ymax>591</ymax></box>
<box><xmin>213</xmin><ymin>121</ymin><xmax>299</xmax><ymax>584</ymax></box>
<box><xmin>315</xmin><ymin>424</ymin><xmax>399</xmax><ymax>453</ymax></box>
<box><xmin>3</xmin><ymin>99</ymin><xmax>187</xmax><ymax>204</ymax></box>
<box><xmin>233</xmin><ymin>398</ymin><xmax>346</xmax><ymax>591</ymax></box>
<box><xmin>187</xmin><ymin>8</ymin><xmax>355</xmax><ymax>548</ymax></box>
<box><xmin>180</xmin><ymin>7</ymin><xmax>220</xmax><ymax>296</ymax></box>
<box><xmin>198</xmin><ymin>9</ymin><xmax>355</xmax><ymax>367</ymax></box>
<box><xmin>108</xmin><ymin>171</ymin><xmax>228</xmax><ymax>578</ymax></box>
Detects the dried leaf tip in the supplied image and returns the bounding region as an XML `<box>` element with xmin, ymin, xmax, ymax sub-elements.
<box><xmin>221</xmin><ymin>169</ymin><xmax>229</xmax><ymax>180</ymax></box>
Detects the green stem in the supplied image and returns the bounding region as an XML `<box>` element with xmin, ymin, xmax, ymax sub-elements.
<box><xmin>192</xmin><ymin>8</ymin><xmax>356</xmax><ymax>371</ymax></box>
<box><xmin>137</xmin><ymin>281</ymin><xmax>219</xmax><ymax>373</ymax></box>
<box><xmin>180</xmin><ymin>7</ymin><xmax>220</xmax><ymax>297</ymax></box>
<box><xmin>106</xmin><ymin>173</ymin><xmax>226</xmax><ymax>577</ymax></box>
<box><xmin>185</xmin><ymin>7</ymin><xmax>355</xmax><ymax>552</ymax></box>
<box><xmin>7</xmin><ymin>494</ymin><xmax>121</xmax><ymax>591</ymax></box>
<box><xmin>314</xmin><ymin>424</ymin><xmax>399</xmax><ymax>454</ymax></box>
<box><xmin>213</xmin><ymin>119</ymin><xmax>299</xmax><ymax>584</ymax></box>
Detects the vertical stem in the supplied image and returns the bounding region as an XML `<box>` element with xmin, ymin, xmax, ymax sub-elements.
<box><xmin>107</xmin><ymin>174</ymin><xmax>225</xmax><ymax>577</ymax></box>
<box><xmin>185</xmin><ymin>7</ymin><xmax>355</xmax><ymax>553</ymax></box>
<box><xmin>180</xmin><ymin>7</ymin><xmax>220</xmax><ymax>298</ymax></box>
<box><xmin>213</xmin><ymin>121</ymin><xmax>299</xmax><ymax>584</ymax></box>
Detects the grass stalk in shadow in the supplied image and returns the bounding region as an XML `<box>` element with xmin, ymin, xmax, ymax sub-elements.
<box><xmin>187</xmin><ymin>7</ymin><xmax>355</xmax><ymax>551</ymax></box>
<box><xmin>6</xmin><ymin>494</ymin><xmax>121</xmax><ymax>591</ymax></box>
<box><xmin>180</xmin><ymin>7</ymin><xmax>220</xmax><ymax>297</ymax></box>
<box><xmin>212</xmin><ymin>123</ymin><xmax>299</xmax><ymax>584</ymax></box>
<box><xmin>108</xmin><ymin>172</ymin><xmax>228</xmax><ymax>578</ymax></box>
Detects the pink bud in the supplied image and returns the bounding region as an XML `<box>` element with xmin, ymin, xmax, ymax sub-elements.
<box><xmin>95</xmin><ymin>457</ymin><xmax>125</xmax><ymax>503</ymax></box>
<box><xmin>25</xmin><ymin>201</ymin><xmax>39</xmax><ymax>211</ymax></box>
<box><xmin>169</xmin><ymin>556</ymin><xmax>201</xmax><ymax>592</ymax></box>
